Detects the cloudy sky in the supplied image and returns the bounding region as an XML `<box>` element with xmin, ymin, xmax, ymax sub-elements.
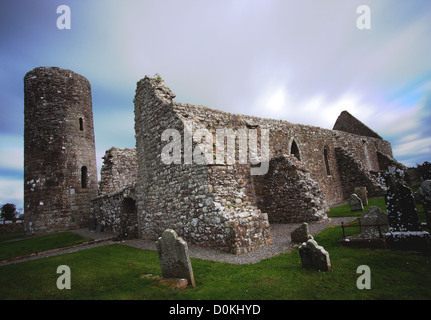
<box><xmin>1</xmin><ymin>0</ymin><xmax>431</xmax><ymax>210</ymax></box>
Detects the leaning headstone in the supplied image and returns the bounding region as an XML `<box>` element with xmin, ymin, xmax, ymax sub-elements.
<box><xmin>354</xmin><ymin>187</ymin><xmax>368</xmax><ymax>206</ymax></box>
<box><xmin>291</xmin><ymin>222</ymin><xmax>313</xmax><ymax>243</ymax></box>
<box><xmin>360</xmin><ymin>206</ymin><xmax>389</xmax><ymax>239</ymax></box>
<box><xmin>349</xmin><ymin>194</ymin><xmax>363</xmax><ymax>212</ymax></box>
<box><xmin>156</xmin><ymin>229</ymin><xmax>196</xmax><ymax>287</ymax></box>
<box><xmin>299</xmin><ymin>239</ymin><xmax>331</xmax><ymax>272</ymax></box>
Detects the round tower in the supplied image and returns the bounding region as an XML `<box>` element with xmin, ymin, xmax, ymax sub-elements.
<box><xmin>24</xmin><ymin>67</ymin><xmax>98</xmax><ymax>235</ymax></box>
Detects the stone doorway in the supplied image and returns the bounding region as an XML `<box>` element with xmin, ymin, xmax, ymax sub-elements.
<box><xmin>119</xmin><ymin>197</ymin><xmax>138</xmax><ymax>239</ymax></box>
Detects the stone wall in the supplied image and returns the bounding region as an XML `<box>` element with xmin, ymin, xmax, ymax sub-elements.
<box><xmin>254</xmin><ymin>155</ymin><xmax>329</xmax><ymax>223</ymax></box>
<box><xmin>134</xmin><ymin>76</ymin><xmax>272</xmax><ymax>254</ymax></box>
<box><xmin>91</xmin><ymin>187</ymin><xmax>138</xmax><ymax>239</ymax></box>
<box><xmin>133</xmin><ymin>75</ymin><xmax>394</xmax><ymax>253</ymax></box>
<box><xmin>0</xmin><ymin>222</ymin><xmax>24</xmax><ymax>235</ymax></box>
<box><xmin>335</xmin><ymin>147</ymin><xmax>386</xmax><ymax>200</ymax></box>
<box><xmin>24</xmin><ymin>67</ymin><xmax>98</xmax><ymax>236</ymax></box>
<box><xmin>99</xmin><ymin>147</ymin><xmax>137</xmax><ymax>195</ymax></box>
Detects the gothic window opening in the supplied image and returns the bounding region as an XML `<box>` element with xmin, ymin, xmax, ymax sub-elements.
<box><xmin>81</xmin><ymin>166</ymin><xmax>88</xmax><ymax>188</ymax></box>
<box><xmin>324</xmin><ymin>146</ymin><xmax>331</xmax><ymax>176</ymax></box>
<box><xmin>79</xmin><ymin>117</ymin><xmax>84</xmax><ymax>131</ymax></box>
<box><xmin>290</xmin><ymin>140</ymin><xmax>301</xmax><ymax>161</ymax></box>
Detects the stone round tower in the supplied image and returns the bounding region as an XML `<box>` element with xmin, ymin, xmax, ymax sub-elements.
<box><xmin>24</xmin><ymin>67</ymin><xmax>98</xmax><ymax>235</ymax></box>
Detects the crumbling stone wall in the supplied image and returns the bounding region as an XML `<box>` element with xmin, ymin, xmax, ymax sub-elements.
<box><xmin>335</xmin><ymin>147</ymin><xmax>386</xmax><ymax>199</ymax></box>
<box><xmin>91</xmin><ymin>147</ymin><xmax>138</xmax><ymax>239</ymax></box>
<box><xmin>133</xmin><ymin>75</ymin><xmax>394</xmax><ymax>253</ymax></box>
<box><xmin>134</xmin><ymin>76</ymin><xmax>272</xmax><ymax>254</ymax></box>
<box><xmin>91</xmin><ymin>187</ymin><xmax>138</xmax><ymax>239</ymax></box>
<box><xmin>254</xmin><ymin>155</ymin><xmax>329</xmax><ymax>223</ymax></box>
<box><xmin>99</xmin><ymin>147</ymin><xmax>137</xmax><ymax>195</ymax></box>
<box><xmin>24</xmin><ymin>67</ymin><xmax>98</xmax><ymax>235</ymax></box>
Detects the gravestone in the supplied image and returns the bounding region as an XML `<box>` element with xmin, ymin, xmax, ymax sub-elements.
<box><xmin>156</xmin><ymin>229</ymin><xmax>196</xmax><ymax>287</ymax></box>
<box><xmin>354</xmin><ymin>187</ymin><xmax>368</xmax><ymax>206</ymax></box>
<box><xmin>360</xmin><ymin>206</ymin><xmax>388</xmax><ymax>239</ymax></box>
<box><xmin>299</xmin><ymin>239</ymin><xmax>331</xmax><ymax>272</ymax></box>
<box><xmin>291</xmin><ymin>222</ymin><xmax>313</xmax><ymax>243</ymax></box>
<box><xmin>385</xmin><ymin>178</ymin><xmax>422</xmax><ymax>232</ymax></box>
<box><xmin>384</xmin><ymin>169</ymin><xmax>430</xmax><ymax>251</ymax></box>
<box><xmin>349</xmin><ymin>194</ymin><xmax>363</xmax><ymax>212</ymax></box>
<box><xmin>418</xmin><ymin>180</ymin><xmax>431</xmax><ymax>228</ymax></box>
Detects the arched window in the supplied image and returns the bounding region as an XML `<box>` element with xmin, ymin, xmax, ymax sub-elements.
<box><xmin>81</xmin><ymin>166</ymin><xmax>88</xmax><ymax>188</ymax></box>
<box><xmin>324</xmin><ymin>146</ymin><xmax>331</xmax><ymax>176</ymax></box>
<box><xmin>290</xmin><ymin>140</ymin><xmax>301</xmax><ymax>161</ymax></box>
<box><xmin>79</xmin><ymin>117</ymin><xmax>84</xmax><ymax>131</ymax></box>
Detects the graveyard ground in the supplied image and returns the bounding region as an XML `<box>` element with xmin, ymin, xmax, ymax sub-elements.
<box><xmin>0</xmin><ymin>197</ymin><xmax>430</xmax><ymax>300</ymax></box>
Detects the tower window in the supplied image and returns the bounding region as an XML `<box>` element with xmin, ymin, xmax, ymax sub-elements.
<box><xmin>324</xmin><ymin>146</ymin><xmax>331</xmax><ymax>176</ymax></box>
<box><xmin>79</xmin><ymin>117</ymin><xmax>84</xmax><ymax>131</ymax></box>
<box><xmin>290</xmin><ymin>140</ymin><xmax>301</xmax><ymax>161</ymax></box>
<box><xmin>81</xmin><ymin>166</ymin><xmax>88</xmax><ymax>188</ymax></box>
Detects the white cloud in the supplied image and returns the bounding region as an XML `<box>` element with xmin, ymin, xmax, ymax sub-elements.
<box><xmin>0</xmin><ymin>135</ymin><xmax>23</xmax><ymax>171</ymax></box>
<box><xmin>0</xmin><ymin>178</ymin><xmax>23</xmax><ymax>209</ymax></box>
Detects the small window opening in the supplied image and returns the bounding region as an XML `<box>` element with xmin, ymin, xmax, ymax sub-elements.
<box><xmin>81</xmin><ymin>166</ymin><xmax>88</xmax><ymax>188</ymax></box>
<box><xmin>290</xmin><ymin>140</ymin><xmax>301</xmax><ymax>161</ymax></box>
<box><xmin>79</xmin><ymin>117</ymin><xmax>84</xmax><ymax>131</ymax></box>
<box><xmin>324</xmin><ymin>146</ymin><xmax>331</xmax><ymax>176</ymax></box>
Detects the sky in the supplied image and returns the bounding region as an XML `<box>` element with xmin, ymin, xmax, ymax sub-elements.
<box><xmin>1</xmin><ymin>0</ymin><xmax>431</xmax><ymax>211</ymax></box>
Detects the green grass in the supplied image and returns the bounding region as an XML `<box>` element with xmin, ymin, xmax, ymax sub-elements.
<box><xmin>328</xmin><ymin>197</ymin><xmax>387</xmax><ymax>218</ymax></box>
<box><xmin>0</xmin><ymin>232</ymin><xmax>91</xmax><ymax>261</ymax></box>
<box><xmin>1</xmin><ymin>227</ymin><xmax>430</xmax><ymax>300</ymax></box>
<box><xmin>1</xmin><ymin>198</ymin><xmax>430</xmax><ymax>300</ymax></box>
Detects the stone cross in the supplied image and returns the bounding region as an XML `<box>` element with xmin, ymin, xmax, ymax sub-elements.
<box><xmin>156</xmin><ymin>229</ymin><xmax>196</xmax><ymax>287</ymax></box>
<box><xmin>299</xmin><ymin>239</ymin><xmax>331</xmax><ymax>272</ymax></box>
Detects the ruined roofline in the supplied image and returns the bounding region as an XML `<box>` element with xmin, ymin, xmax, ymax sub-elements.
<box><xmin>332</xmin><ymin>110</ymin><xmax>383</xmax><ymax>139</ymax></box>
<box><xmin>142</xmin><ymin>75</ymin><xmax>388</xmax><ymax>142</ymax></box>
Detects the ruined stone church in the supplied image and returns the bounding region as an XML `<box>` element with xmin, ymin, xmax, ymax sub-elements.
<box><xmin>23</xmin><ymin>67</ymin><xmax>403</xmax><ymax>254</ymax></box>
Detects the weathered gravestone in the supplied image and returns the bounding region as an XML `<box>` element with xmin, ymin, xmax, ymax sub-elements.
<box><xmin>385</xmin><ymin>177</ymin><xmax>422</xmax><ymax>232</ymax></box>
<box><xmin>156</xmin><ymin>229</ymin><xmax>196</xmax><ymax>287</ymax></box>
<box><xmin>354</xmin><ymin>187</ymin><xmax>368</xmax><ymax>206</ymax></box>
<box><xmin>384</xmin><ymin>169</ymin><xmax>430</xmax><ymax>251</ymax></box>
<box><xmin>418</xmin><ymin>180</ymin><xmax>431</xmax><ymax>228</ymax></box>
<box><xmin>349</xmin><ymin>194</ymin><xmax>363</xmax><ymax>212</ymax></box>
<box><xmin>291</xmin><ymin>222</ymin><xmax>313</xmax><ymax>243</ymax></box>
<box><xmin>359</xmin><ymin>206</ymin><xmax>389</xmax><ymax>239</ymax></box>
<box><xmin>299</xmin><ymin>239</ymin><xmax>331</xmax><ymax>272</ymax></box>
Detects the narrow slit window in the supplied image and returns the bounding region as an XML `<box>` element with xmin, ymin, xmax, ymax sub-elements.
<box><xmin>81</xmin><ymin>166</ymin><xmax>88</xmax><ymax>188</ymax></box>
<box><xmin>290</xmin><ymin>140</ymin><xmax>301</xmax><ymax>161</ymax></box>
<box><xmin>324</xmin><ymin>146</ymin><xmax>331</xmax><ymax>176</ymax></box>
<box><xmin>79</xmin><ymin>117</ymin><xmax>84</xmax><ymax>131</ymax></box>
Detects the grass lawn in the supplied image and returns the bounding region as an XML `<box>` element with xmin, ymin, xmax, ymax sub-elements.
<box><xmin>0</xmin><ymin>232</ymin><xmax>91</xmax><ymax>261</ymax></box>
<box><xmin>1</xmin><ymin>222</ymin><xmax>430</xmax><ymax>300</ymax></box>
<box><xmin>1</xmin><ymin>197</ymin><xmax>430</xmax><ymax>300</ymax></box>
